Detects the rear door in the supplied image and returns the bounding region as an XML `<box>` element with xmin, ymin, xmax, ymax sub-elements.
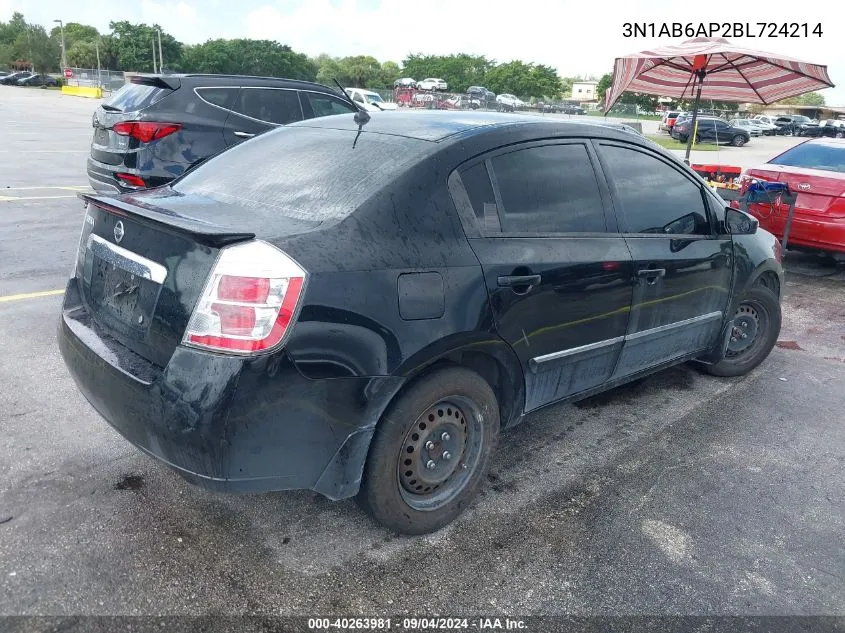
<box><xmin>222</xmin><ymin>87</ymin><xmax>304</xmax><ymax>145</ymax></box>
<box><xmin>594</xmin><ymin>140</ymin><xmax>733</xmax><ymax>378</ymax></box>
<box><xmin>452</xmin><ymin>140</ymin><xmax>635</xmax><ymax>412</ymax></box>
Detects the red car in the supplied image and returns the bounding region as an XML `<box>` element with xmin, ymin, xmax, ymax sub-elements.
<box><xmin>739</xmin><ymin>138</ymin><xmax>845</xmax><ymax>256</ymax></box>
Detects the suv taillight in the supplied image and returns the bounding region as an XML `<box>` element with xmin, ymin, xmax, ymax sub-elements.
<box><xmin>183</xmin><ymin>240</ymin><xmax>307</xmax><ymax>355</ymax></box>
<box><xmin>112</xmin><ymin>121</ymin><xmax>181</xmax><ymax>143</ymax></box>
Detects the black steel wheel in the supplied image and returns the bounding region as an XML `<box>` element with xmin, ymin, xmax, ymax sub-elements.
<box><xmin>358</xmin><ymin>366</ymin><xmax>499</xmax><ymax>534</ymax></box>
<box><xmin>703</xmin><ymin>286</ymin><xmax>781</xmax><ymax>377</ymax></box>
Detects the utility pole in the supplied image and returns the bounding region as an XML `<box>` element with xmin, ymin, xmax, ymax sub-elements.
<box><xmin>157</xmin><ymin>29</ymin><xmax>164</xmax><ymax>73</ymax></box>
<box><xmin>95</xmin><ymin>39</ymin><xmax>101</xmax><ymax>88</ymax></box>
<box><xmin>152</xmin><ymin>36</ymin><xmax>157</xmax><ymax>73</ymax></box>
<box><xmin>53</xmin><ymin>19</ymin><xmax>67</xmax><ymax>71</ymax></box>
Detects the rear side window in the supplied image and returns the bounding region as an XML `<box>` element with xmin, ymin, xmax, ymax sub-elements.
<box><xmin>301</xmin><ymin>92</ymin><xmax>356</xmax><ymax>118</ymax></box>
<box><xmin>232</xmin><ymin>88</ymin><xmax>303</xmax><ymax>125</ymax></box>
<box><xmin>598</xmin><ymin>144</ymin><xmax>710</xmax><ymax>235</ymax></box>
<box><xmin>195</xmin><ymin>87</ymin><xmax>238</xmax><ymax>110</ymax></box>
<box><xmin>103</xmin><ymin>83</ymin><xmax>171</xmax><ymax>112</ymax></box>
<box><xmin>768</xmin><ymin>142</ymin><xmax>845</xmax><ymax>173</ymax></box>
<box><xmin>488</xmin><ymin>144</ymin><xmax>607</xmax><ymax>234</ymax></box>
<box><xmin>459</xmin><ymin>162</ymin><xmax>501</xmax><ymax>232</ymax></box>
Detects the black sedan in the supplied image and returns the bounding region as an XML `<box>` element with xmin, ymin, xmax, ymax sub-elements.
<box><xmin>58</xmin><ymin>111</ymin><xmax>783</xmax><ymax>534</ymax></box>
<box><xmin>17</xmin><ymin>74</ymin><xmax>58</xmax><ymax>87</ymax></box>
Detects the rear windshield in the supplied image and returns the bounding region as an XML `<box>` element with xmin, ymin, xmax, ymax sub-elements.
<box><xmin>172</xmin><ymin>124</ymin><xmax>427</xmax><ymax>223</ymax></box>
<box><xmin>103</xmin><ymin>82</ymin><xmax>171</xmax><ymax>112</ymax></box>
<box><xmin>769</xmin><ymin>143</ymin><xmax>845</xmax><ymax>173</ymax></box>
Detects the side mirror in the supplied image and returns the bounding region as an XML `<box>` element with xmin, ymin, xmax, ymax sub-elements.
<box><xmin>725</xmin><ymin>207</ymin><xmax>758</xmax><ymax>235</ymax></box>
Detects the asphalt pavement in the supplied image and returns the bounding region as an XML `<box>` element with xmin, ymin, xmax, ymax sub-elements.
<box><xmin>0</xmin><ymin>87</ymin><xmax>843</xmax><ymax>620</ymax></box>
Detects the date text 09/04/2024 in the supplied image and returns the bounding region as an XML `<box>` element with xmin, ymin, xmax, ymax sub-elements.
<box><xmin>623</xmin><ymin>23</ymin><xmax>823</xmax><ymax>38</ymax></box>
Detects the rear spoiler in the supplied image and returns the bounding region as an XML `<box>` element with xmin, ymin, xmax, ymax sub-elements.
<box><xmin>79</xmin><ymin>193</ymin><xmax>255</xmax><ymax>248</ymax></box>
<box><xmin>130</xmin><ymin>74</ymin><xmax>181</xmax><ymax>91</ymax></box>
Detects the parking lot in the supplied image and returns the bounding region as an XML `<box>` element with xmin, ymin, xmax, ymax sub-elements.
<box><xmin>1</xmin><ymin>87</ymin><xmax>844</xmax><ymax>619</ymax></box>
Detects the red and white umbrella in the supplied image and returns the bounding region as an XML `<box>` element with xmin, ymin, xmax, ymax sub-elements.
<box><xmin>604</xmin><ymin>37</ymin><xmax>834</xmax><ymax>159</ymax></box>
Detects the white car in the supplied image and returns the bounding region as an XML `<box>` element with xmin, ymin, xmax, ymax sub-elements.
<box><xmin>345</xmin><ymin>88</ymin><xmax>398</xmax><ymax>111</ymax></box>
<box><xmin>393</xmin><ymin>77</ymin><xmax>417</xmax><ymax>88</ymax></box>
<box><xmin>417</xmin><ymin>78</ymin><xmax>448</xmax><ymax>91</ymax></box>
<box><xmin>750</xmin><ymin>114</ymin><xmax>780</xmax><ymax>135</ymax></box>
<box><xmin>730</xmin><ymin>119</ymin><xmax>762</xmax><ymax>136</ymax></box>
<box><xmin>495</xmin><ymin>93</ymin><xmax>524</xmax><ymax>111</ymax></box>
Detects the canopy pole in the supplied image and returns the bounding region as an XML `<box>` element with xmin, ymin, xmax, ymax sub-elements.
<box><xmin>684</xmin><ymin>69</ymin><xmax>706</xmax><ymax>163</ymax></box>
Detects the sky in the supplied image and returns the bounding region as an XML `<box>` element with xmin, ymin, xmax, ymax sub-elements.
<box><xmin>4</xmin><ymin>0</ymin><xmax>844</xmax><ymax>105</ymax></box>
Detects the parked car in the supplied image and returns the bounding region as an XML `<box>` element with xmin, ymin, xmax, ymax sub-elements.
<box><xmin>560</xmin><ymin>104</ymin><xmax>585</xmax><ymax>115</ymax></box>
<box><xmin>495</xmin><ymin>93</ymin><xmax>524</xmax><ymax>111</ymax></box>
<box><xmin>740</xmin><ymin>138</ymin><xmax>845</xmax><ymax>256</ymax></box>
<box><xmin>773</xmin><ymin>115</ymin><xmax>815</xmax><ymax>136</ymax></box>
<box><xmin>59</xmin><ymin>111</ymin><xmax>783</xmax><ymax>534</ymax></box>
<box><xmin>0</xmin><ymin>71</ymin><xmax>33</xmax><ymax>85</ymax></box>
<box><xmin>821</xmin><ymin>119</ymin><xmax>845</xmax><ymax>138</ymax></box>
<box><xmin>747</xmin><ymin>119</ymin><xmax>778</xmax><ymax>136</ymax></box>
<box><xmin>345</xmin><ymin>88</ymin><xmax>398</xmax><ymax>111</ymax></box>
<box><xmin>466</xmin><ymin>86</ymin><xmax>495</xmax><ymax>105</ymax></box>
<box><xmin>17</xmin><ymin>73</ymin><xmax>58</xmax><ymax>87</ymax></box>
<box><xmin>393</xmin><ymin>77</ymin><xmax>417</xmax><ymax>88</ymax></box>
<box><xmin>87</xmin><ymin>73</ymin><xmax>359</xmax><ymax>194</ymax></box>
<box><xmin>659</xmin><ymin>110</ymin><xmax>681</xmax><ymax>132</ymax></box>
<box><xmin>730</xmin><ymin>118</ymin><xmax>762</xmax><ymax>137</ymax></box>
<box><xmin>753</xmin><ymin>114</ymin><xmax>779</xmax><ymax>127</ymax></box>
<box><xmin>673</xmin><ymin>117</ymin><xmax>751</xmax><ymax>146</ymax></box>
<box><xmin>795</xmin><ymin>117</ymin><xmax>822</xmax><ymax>136</ymax></box>
<box><xmin>417</xmin><ymin>78</ymin><xmax>448</xmax><ymax>91</ymax></box>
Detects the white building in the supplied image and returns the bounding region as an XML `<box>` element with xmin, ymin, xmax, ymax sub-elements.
<box><xmin>571</xmin><ymin>81</ymin><xmax>598</xmax><ymax>102</ymax></box>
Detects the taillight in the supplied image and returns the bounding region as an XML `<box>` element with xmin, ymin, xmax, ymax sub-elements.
<box><xmin>183</xmin><ymin>240</ymin><xmax>307</xmax><ymax>355</ymax></box>
<box><xmin>112</xmin><ymin>121</ymin><xmax>182</xmax><ymax>143</ymax></box>
<box><xmin>116</xmin><ymin>173</ymin><xmax>146</xmax><ymax>188</ymax></box>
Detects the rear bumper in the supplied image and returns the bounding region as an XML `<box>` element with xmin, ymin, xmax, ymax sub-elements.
<box><xmin>746</xmin><ymin>203</ymin><xmax>845</xmax><ymax>254</ymax></box>
<box><xmin>87</xmin><ymin>157</ymin><xmax>185</xmax><ymax>194</ymax></box>
<box><xmin>58</xmin><ymin>279</ymin><xmax>403</xmax><ymax>499</ymax></box>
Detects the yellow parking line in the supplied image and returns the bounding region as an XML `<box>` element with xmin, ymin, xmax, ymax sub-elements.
<box><xmin>0</xmin><ymin>289</ymin><xmax>65</xmax><ymax>303</ymax></box>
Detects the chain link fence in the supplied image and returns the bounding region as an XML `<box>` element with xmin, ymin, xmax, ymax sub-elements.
<box><xmin>65</xmin><ymin>68</ymin><xmax>126</xmax><ymax>93</ymax></box>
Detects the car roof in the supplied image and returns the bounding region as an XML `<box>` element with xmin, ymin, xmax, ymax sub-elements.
<box><xmin>139</xmin><ymin>73</ymin><xmax>340</xmax><ymax>92</ymax></box>
<box><xmin>290</xmin><ymin>110</ymin><xmax>651</xmax><ymax>143</ymax></box>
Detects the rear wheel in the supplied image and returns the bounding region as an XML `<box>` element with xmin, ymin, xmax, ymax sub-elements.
<box><xmin>358</xmin><ymin>366</ymin><xmax>499</xmax><ymax>534</ymax></box>
<box><xmin>732</xmin><ymin>135</ymin><xmax>747</xmax><ymax>147</ymax></box>
<box><xmin>702</xmin><ymin>286</ymin><xmax>781</xmax><ymax>377</ymax></box>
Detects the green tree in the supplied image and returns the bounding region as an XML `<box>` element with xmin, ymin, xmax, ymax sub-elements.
<box><xmin>180</xmin><ymin>39</ymin><xmax>316</xmax><ymax>80</ymax></box>
<box><xmin>778</xmin><ymin>91</ymin><xmax>825</xmax><ymax>106</ymax></box>
<box><xmin>109</xmin><ymin>21</ymin><xmax>182</xmax><ymax>72</ymax></box>
<box><xmin>379</xmin><ymin>61</ymin><xmax>401</xmax><ymax>88</ymax></box>
<box><xmin>67</xmin><ymin>40</ymin><xmax>99</xmax><ymax>68</ymax></box>
<box><xmin>485</xmin><ymin>60</ymin><xmax>561</xmax><ymax>99</ymax></box>
<box><xmin>401</xmin><ymin>53</ymin><xmax>493</xmax><ymax>93</ymax></box>
<box><xmin>50</xmin><ymin>22</ymin><xmax>100</xmax><ymax>49</ymax></box>
<box><xmin>596</xmin><ymin>72</ymin><xmax>612</xmax><ymax>104</ymax></box>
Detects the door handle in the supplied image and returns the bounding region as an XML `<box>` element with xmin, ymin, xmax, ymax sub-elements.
<box><xmin>637</xmin><ymin>268</ymin><xmax>666</xmax><ymax>284</ymax></box>
<box><xmin>498</xmin><ymin>274</ymin><xmax>541</xmax><ymax>288</ymax></box>
<box><xmin>233</xmin><ymin>131</ymin><xmax>255</xmax><ymax>138</ymax></box>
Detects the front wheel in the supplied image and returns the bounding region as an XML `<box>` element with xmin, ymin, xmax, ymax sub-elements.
<box><xmin>702</xmin><ymin>286</ymin><xmax>781</xmax><ymax>377</ymax></box>
<box><xmin>358</xmin><ymin>366</ymin><xmax>499</xmax><ymax>534</ymax></box>
<box><xmin>732</xmin><ymin>135</ymin><xmax>747</xmax><ymax>147</ymax></box>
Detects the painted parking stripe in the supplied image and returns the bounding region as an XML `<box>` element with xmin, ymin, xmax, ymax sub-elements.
<box><xmin>1</xmin><ymin>186</ymin><xmax>90</xmax><ymax>191</ymax></box>
<box><xmin>0</xmin><ymin>195</ymin><xmax>81</xmax><ymax>202</ymax></box>
<box><xmin>0</xmin><ymin>289</ymin><xmax>65</xmax><ymax>303</ymax></box>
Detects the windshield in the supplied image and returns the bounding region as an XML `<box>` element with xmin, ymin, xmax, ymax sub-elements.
<box><xmin>768</xmin><ymin>142</ymin><xmax>845</xmax><ymax>174</ymax></box>
<box><xmin>793</xmin><ymin>116</ymin><xmax>811</xmax><ymax>123</ymax></box>
<box><xmin>365</xmin><ymin>94</ymin><xmax>384</xmax><ymax>104</ymax></box>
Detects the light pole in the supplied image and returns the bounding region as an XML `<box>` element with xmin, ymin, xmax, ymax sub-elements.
<box><xmin>53</xmin><ymin>19</ymin><xmax>67</xmax><ymax>71</ymax></box>
<box><xmin>157</xmin><ymin>28</ymin><xmax>163</xmax><ymax>73</ymax></box>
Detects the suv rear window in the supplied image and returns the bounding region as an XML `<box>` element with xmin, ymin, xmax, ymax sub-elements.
<box><xmin>172</xmin><ymin>125</ymin><xmax>427</xmax><ymax>224</ymax></box>
<box><xmin>103</xmin><ymin>83</ymin><xmax>172</xmax><ymax>112</ymax></box>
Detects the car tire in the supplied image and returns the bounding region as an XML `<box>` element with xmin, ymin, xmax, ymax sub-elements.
<box><xmin>357</xmin><ymin>366</ymin><xmax>499</xmax><ymax>535</ymax></box>
<box><xmin>837</xmin><ymin>131</ymin><xmax>844</xmax><ymax>139</ymax></box>
<box><xmin>702</xmin><ymin>286</ymin><xmax>781</xmax><ymax>378</ymax></box>
<box><xmin>732</xmin><ymin>135</ymin><xmax>747</xmax><ymax>147</ymax></box>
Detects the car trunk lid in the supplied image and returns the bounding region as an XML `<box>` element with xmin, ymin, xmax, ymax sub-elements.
<box><xmin>747</xmin><ymin>165</ymin><xmax>845</xmax><ymax>217</ymax></box>
<box><xmin>75</xmin><ymin>191</ymin><xmax>255</xmax><ymax>368</ymax></box>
